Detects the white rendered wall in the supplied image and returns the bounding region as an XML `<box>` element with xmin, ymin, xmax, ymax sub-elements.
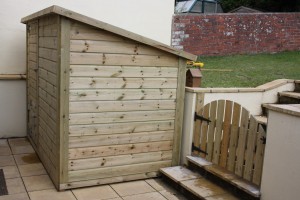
<box><xmin>0</xmin><ymin>0</ymin><xmax>174</xmax><ymax>137</ymax></box>
<box><xmin>261</xmin><ymin>110</ymin><xmax>300</xmax><ymax>200</ymax></box>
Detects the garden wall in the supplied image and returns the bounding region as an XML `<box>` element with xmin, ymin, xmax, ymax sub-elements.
<box><xmin>172</xmin><ymin>13</ymin><xmax>300</xmax><ymax>56</ymax></box>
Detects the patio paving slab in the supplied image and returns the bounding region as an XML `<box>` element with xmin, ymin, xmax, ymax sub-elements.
<box><xmin>18</xmin><ymin>163</ymin><xmax>46</xmax><ymax>177</ymax></box>
<box><xmin>1</xmin><ymin>166</ymin><xmax>19</xmax><ymax>179</ymax></box>
<box><xmin>0</xmin><ymin>193</ymin><xmax>29</xmax><ymax>200</ymax></box>
<box><xmin>5</xmin><ymin>178</ymin><xmax>26</xmax><ymax>195</ymax></box>
<box><xmin>122</xmin><ymin>191</ymin><xmax>167</xmax><ymax>200</ymax></box>
<box><xmin>28</xmin><ymin>189</ymin><xmax>76</xmax><ymax>200</ymax></box>
<box><xmin>111</xmin><ymin>180</ymin><xmax>155</xmax><ymax>197</ymax></box>
<box><xmin>23</xmin><ymin>174</ymin><xmax>55</xmax><ymax>192</ymax></box>
<box><xmin>72</xmin><ymin>185</ymin><xmax>119</xmax><ymax>200</ymax></box>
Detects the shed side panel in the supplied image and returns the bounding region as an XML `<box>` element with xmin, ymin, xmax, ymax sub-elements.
<box><xmin>37</xmin><ymin>15</ymin><xmax>60</xmax><ymax>186</ymax></box>
<box><xmin>67</xmin><ymin>21</ymin><xmax>179</xmax><ymax>185</ymax></box>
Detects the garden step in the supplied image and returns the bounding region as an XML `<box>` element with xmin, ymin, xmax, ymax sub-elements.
<box><xmin>295</xmin><ymin>80</ymin><xmax>300</xmax><ymax>92</ymax></box>
<box><xmin>254</xmin><ymin>115</ymin><xmax>268</xmax><ymax>125</ymax></box>
<box><xmin>278</xmin><ymin>91</ymin><xmax>300</xmax><ymax>104</ymax></box>
<box><xmin>160</xmin><ymin>166</ymin><xmax>239</xmax><ymax>200</ymax></box>
<box><xmin>186</xmin><ymin>156</ymin><xmax>261</xmax><ymax>199</ymax></box>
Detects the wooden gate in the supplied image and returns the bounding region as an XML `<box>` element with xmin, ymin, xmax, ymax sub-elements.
<box><xmin>193</xmin><ymin>99</ymin><xmax>266</xmax><ymax>186</ymax></box>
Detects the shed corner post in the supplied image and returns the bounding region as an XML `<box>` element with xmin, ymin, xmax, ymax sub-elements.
<box><xmin>58</xmin><ymin>16</ymin><xmax>71</xmax><ymax>188</ymax></box>
<box><xmin>172</xmin><ymin>57</ymin><xmax>187</xmax><ymax>166</ymax></box>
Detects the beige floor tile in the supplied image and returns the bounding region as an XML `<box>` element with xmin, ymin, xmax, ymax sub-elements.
<box><xmin>111</xmin><ymin>180</ymin><xmax>155</xmax><ymax>197</ymax></box>
<box><xmin>14</xmin><ymin>153</ymin><xmax>40</xmax><ymax>165</ymax></box>
<box><xmin>0</xmin><ymin>140</ymin><xmax>12</xmax><ymax>156</ymax></box>
<box><xmin>72</xmin><ymin>185</ymin><xmax>119</xmax><ymax>200</ymax></box>
<box><xmin>8</xmin><ymin>138</ymin><xmax>34</xmax><ymax>155</ymax></box>
<box><xmin>146</xmin><ymin>178</ymin><xmax>187</xmax><ymax>200</ymax></box>
<box><xmin>29</xmin><ymin>189</ymin><xmax>76</xmax><ymax>200</ymax></box>
<box><xmin>18</xmin><ymin>163</ymin><xmax>46</xmax><ymax>177</ymax></box>
<box><xmin>23</xmin><ymin>174</ymin><xmax>54</xmax><ymax>192</ymax></box>
<box><xmin>0</xmin><ymin>156</ymin><xmax>15</xmax><ymax>167</ymax></box>
<box><xmin>5</xmin><ymin>178</ymin><xmax>26</xmax><ymax>194</ymax></box>
<box><xmin>122</xmin><ymin>192</ymin><xmax>167</xmax><ymax>200</ymax></box>
<box><xmin>0</xmin><ymin>193</ymin><xmax>29</xmax><ymax>200</ymax></box>
<box><xmin>1</xmin><ymin>165</ymin><xmax>20</xmax><ymax>179</ymax></box>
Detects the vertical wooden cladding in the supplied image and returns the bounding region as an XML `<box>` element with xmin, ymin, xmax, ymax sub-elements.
<box><xmin>192</xmin><ymin>99</ymin><xmax>267</xmax><ymax>186</ymax></box>
<box><xmin>68</xmin><ymin>21</ymin><xmax>179</xmax><ymax>183</ymax></box>
<box><xmin>36</xmin><ymin>15</ymin><xmax>60</xmax><ymax>187</ymax></box>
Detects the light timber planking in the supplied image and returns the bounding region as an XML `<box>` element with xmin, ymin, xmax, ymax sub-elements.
<box><xmin>28</xmin><ymin>34</ymin><xmax>37</xmax><ymax>44</ymax></box>
<box><xmin>235</xmin><ymin>108</ymin><xmax>249</xmax><ymax>177</ymax></box>
<box><xmin>39</xmin><ymin>97</ymin><xmax>57</xmax><ymax>121</ymax></box>
<box><xmin>219</xmin><ymin>100</ymin><xmax>233</xmax><ymax>168</ymax></box>
<box><xmin>58</xmin><ymin>17</ymin><xmax>71</xmax><ymax>184</ymax></box>
<box><xmin>39</xmin><ymin>47</ymin><xmax>58</xmax><ymax>61</ymax></box>
<box><xmin>60</xmin><ymin>172</ymin><xmax>158</xmax><ymax>190</ymax></box>
<box><xmin>70</xmin><ymin>23</ymin><xmax>128</xmax><ymax>42</ymax></box>
<box><xmin>39</xmin><ymin>77</ymin><xmax>57</xmax><ymax>98</ymax></box>
<box><xmin>69</xmin><ymin>130</ymin><xmax>174</xmax><ymax>148</ymax></box>
<box><xmin>69</xmin><ymin>88</ymin><xmax>176</xmax><ymax>101</ymax></box>
<box><xmin>39</xmin><ymin>24</ymin><xmax>58</xmax><ymax>37</ymax></box>
<box><xmin>200</xmin><ymin>105</ymin><xmax>209</xmax><ymax>158</ymax></box>
<box><xmin>206</xmin><ymin>101</ymin><xmax>217</xmax><ymax>161</ymax></box>
<box><xmin>252</xmin><ymin>125</ymin><xmax>266</xmax><ymax>186</ymax></box>
<box><xmin>69</xmin><ymin>120</ymin><xmax>174</xmax><ymax>136</ymax></box>
<box><xmin>69</xmin><ymin>77</ymin><xmax>177</xmax><ymax>89</ymax></box>
<box><xmin>172</xmin><ymin>58</ymin><xmax>186</xmax><ymax>165</ymax></box>
<box><xmin>69</xmin><ymin>110</ymin><xmax>175</xmax><ymax>125</ymax></box>
<box><xmin>39</xmin><ymin>36</ymin><xmax>58</xmax><ymax>49</ymax></box>
<box><xmin>212</xmin><ymin>100</ymin><xmax>225</xmax><ymax>165</ymax></box>
<box><xmin>69</xmin><ymin>100</ymin><xmax>176</xmax><ymax>113</ymax></box>
<box><xmin>39</xmin><ymin>68</ymin><xmax>57</xmax><ymax>85</ymax></box>
<box><xmin>70</xmin><ymin>40</ymin><xmax>170</xmax><ymax>56</ymax></box>
<box><xmin>243</xmin><ymin>116</ymin><xmax>258</xmax><ymax>181</ymax></box>
<box><xmin>39</xmin><ymin>87</ymin><xmax>57</xmax><ymax>109</ymax></box>
<box><xmin>70</xmin><ymin>52</ymin><xmax>178</xmax><ymax>67</ymax></box>
<box><xmin>227</xmin><ymin>103</ymin><xmax>241</xmax><ymax>172</ymax></box>
<box><xmin>68</xmin><ymin>160</ymin><xmax>171</xmax><ymax>182</ymax></box>
<box><xmin>29</xmin><ymin>44</ymin><xmax>37</xmax><ymax>53</ymax></box>
<box><xmin>29</xmin><ymin>52</ymin><xmax>37</xmax><ymax>62</ymax></box>
<box><xmin>193</xmin><ymin>93</ymin><xmax>204</xmax><ymax>152</ymax></box>
<box><xmin>69</xmin><ymin>141</ymin><xmax>173</xmax><ymax>159</ymax></box>
<box><xmin>39</xmin><ymin>58</ymin><xmax>58</xmax><ymax>74</ymax></box>
<box><xmin>69</xmin><ymin>151</ymin><xmax>172</xmax><ymax>171</ymax></box>
<box><xmin>70</xmin><ymin>65</ymin><xmax>178</xmax><ymax>78</ymax></box>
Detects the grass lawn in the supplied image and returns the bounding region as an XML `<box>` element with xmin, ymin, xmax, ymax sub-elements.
<box><xmin>198</xmin><ymin>51</ymin><xmax>300</xmax><ymax>88</ymax></box>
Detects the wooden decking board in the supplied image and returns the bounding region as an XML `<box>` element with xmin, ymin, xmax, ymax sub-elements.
<box><xmin>279</xmin><ymin>92</ymin><xmax>300</xmax><ymax>99</ymax></box>
<box><xmin>254</xmin><ymin>115</ymin><xmax>268</xmax><ymax>125</ymax></box>
<box><xmin>160</xmin><ymin>166</ymin><xmax>201</xmax><ymax>183</ymax></box>
<box><xmin>186</xmin><ymin>156</ymin><xmax>213</xmax><ymax>167</ymax></box>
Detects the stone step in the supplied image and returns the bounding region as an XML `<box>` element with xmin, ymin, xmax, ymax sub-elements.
<box><xmin>160</xmin><ymin>166</ymin><xmax>240</xmax><ymax>200</ymax></box>
<box><xmin>295</xmin><ymin>80</ymin><xmax>300</xmax><ymax>92</ymax></box>
<box><xmin>278</xmin><ymin>92</ymin><xmax>300</xmax><ymax>104</ymax></box>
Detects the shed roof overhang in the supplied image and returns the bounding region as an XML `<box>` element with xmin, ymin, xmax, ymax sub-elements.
<box><xmin>21</xmin><ymin>5</ymin><xmax>197</xmax><ymax>61</ymax></box>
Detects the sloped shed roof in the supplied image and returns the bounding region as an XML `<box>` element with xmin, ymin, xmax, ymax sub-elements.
<box><xmin>21</xmin><ymin>5</ymin><xmax>197</xmax><ymax>61</ymax></box>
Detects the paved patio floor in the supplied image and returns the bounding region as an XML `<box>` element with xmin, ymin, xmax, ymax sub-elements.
<box><xmin>0</xmin><ymin>138</ymin><xmax>188</xmax><ymax>200</ymax></box>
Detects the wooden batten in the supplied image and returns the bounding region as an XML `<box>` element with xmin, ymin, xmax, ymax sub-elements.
<box><xmin>23</xmin><ymin>6</ymin><xmax>196</xmax><ymax>190</ymax></box>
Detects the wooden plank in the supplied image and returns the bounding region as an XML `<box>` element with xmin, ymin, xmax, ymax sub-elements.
<box><xmin>219</xmin><ymin>100</ymin><xmax>233</xmax><ymax>168</ymax></box>
<box><xmin>39</xmin><ymin>107</ymin><xmax>56</xmax><ymax>132</ymax></box>
<box><xmin>39</xmin><ymin>47</ymin><xmax>57</xmax><ymax>62</ymax></box>
<box><xmin>39</xmin><ymin>58</ymin><xmax>58</xmax><ymax>74</ymax></box>
<box><xmin>29</xmin><ymin>52</ymin><xmax>37</xmax><ymax>62</ymax></box>
<box><xmin>69</xmin><ymin>99</ymin><xmax>176</xmax><ymax>113</ymax></box>
<box><xmin>39</xmin><ymin>117</ymin><xmax>56</xmax><ymax>143</ymax></box>
<box><xmin>39</xmin><ymin>68</ymin><xmax>57</xmax><ymax>86</ymax></box>
<box><xmin>69</xmin><ymin>120</ymin><xmax>174</xmax><ymax>136</ymax></box>
<box><xmin>235</xmin><ymin>108</ymin><xmax>249</xmax><ymax>177</ymax></box>
<box><xmin>68</xmin><ymin>160</ymin><xmax>171</xmax><ymax>182</ymax></box>
<box><xmin>212</xmin><ymin>100</ymin><xmax>225</xmax><ymax>165</ymax></box>
<box><xmin>39</xmin><ymin>97</ymin><xmax>57</xmax><ymax>121</ymax></box>
<box><xmin>69</xmin><ymin>151</ymin><xmax>172</xmax><ymax>171</ymax></box>
<box><xmin>69</xmin><ymin>141</ymin><xmax>173</xmax><ymax>159</ymax></box>
<box><xmin>39</xmin><ymin>36</ymin><xmax>58</xmax><ymax>49</ymax></box>
<box><xmin>243</xmin><ymin>116</ymin><xmax>258</xmax><ymax>181</ymax></box>
<box><xmin>39</xmin><ymin>87</ymin><xmax>57</xmax><ymax>109</ymax></box>
<box><xmin>69</xmin><ymin>130</ymin><xmax>174</xmax><ymax>148</ymax></box>
<box><xmin>70</xmin><ymin>40</ymin><xmax>169</xmax><ymax>56</ymax></box>
<box><xmin>69</xmin><ymin>77</ymin><xmax>177</xmax><ymax>89</ymax></box>
<box><xmin>69</xmin><ymin>88</ymin><xmax>176</xmax><ymax>101</ymax></box>
<box><xmin>38</xmin><ymin>14</ymin><xmax>58</xmax><ymax>26</ymax></box>
<box><xmin>58</xmin><ymin>17</ymin><xmax>71</xmax><ymax>184</ymax></box>
<box><xmin>227</xmin><ymin>103</ymin><xmax>241</xmax><ymax>172</ymax></box>
<box><xmin>70</xmin><ymin>65</ymin><xmax>178</xmax><ymax>77</ymax></box>
<box><xmin>70</xmin><ymin>52</ymin><xmax>178</xmax><ymax>67</ymax></box>
<box><xmin>29</xmin><ymin>44</ymin><xmax>37</xmax><ymax>53</ymax></box>
<box><xmin>28</xmin><ymin>34</ymin><xmax>37</xmax><ymax>44</ymax></box>
<box><xmin>206</xmin><ymin>101</ymin><xmax>217</xmax><ymax>161</ymax></box>
<box><xmin>69</xmin><ymin>110</ymin><xmax>175</xmax><ymax>125</ymax></box>
<box><xmin>70</xmin><ymin>23</ymin><xmax>128</xmax><ymax>42</ymax></box>
<box><xmin>172</xmin><ymin>58</ymin><xmax>185</xmax><ymax>166</ymax></box>
<box><xmin>60</xmin><ymin>172</ymin><xmax>158</xmax><ymax>190</ymax></box>
<box><xmin>252</xmin><ymin>125</ymin><xmax>266</xmax><ymax>186</ymax></box>
<box><xmin>39</xmin><ymin>77</ymin><xmax>57</xmax><ymax>98</ymax></box>
<box><xmin>39</xmin><ymin>24</ymin><xmax>58</xmax><ymax>37</ymax></box>
<box><xmin>200</xmin><ymin>105</ymin><xmax>210</xmax><ymax>158</ymax></box>
<box><xmin>193</xmin><ymin>93</ymin><xmax>204</xmax><ymax>153</ymax></box>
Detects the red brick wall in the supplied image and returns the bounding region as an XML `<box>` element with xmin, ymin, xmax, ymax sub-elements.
<box><xmin>172</xmin><ymin>13</ymin><xmax>300</xmax><ymax>56</ymax></box>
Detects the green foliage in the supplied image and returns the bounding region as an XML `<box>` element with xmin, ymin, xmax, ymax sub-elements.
<box><xmin>198</xmin><ymin>51</ymin><xmax>300</xmax><ymax>88</ymax></box>
<box><xmin>220</xmin><ymin>0</ymin><xmax>300</xmax><ymax>12</ymax></box>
